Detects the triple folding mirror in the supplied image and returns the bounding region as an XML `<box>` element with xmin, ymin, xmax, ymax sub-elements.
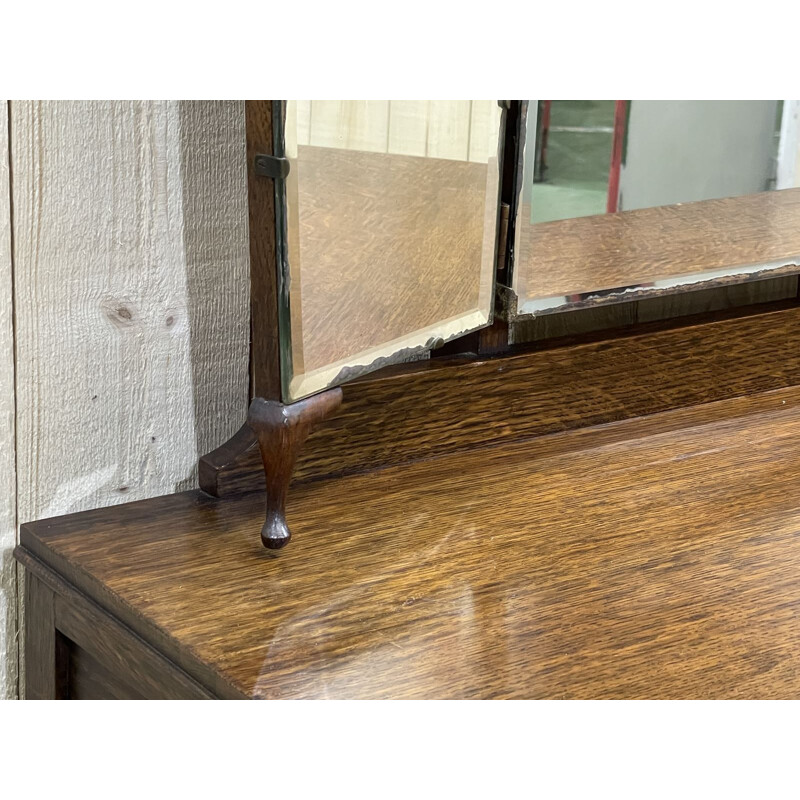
<box><xmin>272</xmin><ymin>100</ymin><xmax>800</xmax><ymax>401</ymax></box>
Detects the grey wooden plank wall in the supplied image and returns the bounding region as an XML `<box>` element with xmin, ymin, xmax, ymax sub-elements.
<box><xmin>0</xmin><ymin>101</ymin><xmax>250</xmax><ymax>699</ymax></box>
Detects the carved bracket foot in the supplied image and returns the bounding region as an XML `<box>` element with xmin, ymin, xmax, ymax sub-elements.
<box><xmin>247</xmin><ymin>388</ymin><xmax>343</xmax><ymax>551</ymax></box>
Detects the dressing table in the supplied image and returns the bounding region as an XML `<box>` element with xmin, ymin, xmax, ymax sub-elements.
<box><xmin>16</xmin><ymin>100</ymin><xmax>800</xmax><ymax>699</ymax></box>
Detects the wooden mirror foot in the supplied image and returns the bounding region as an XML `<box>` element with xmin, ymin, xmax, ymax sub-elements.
<box><xmin>247</xmin><ymin>389</ymin><xmax>343</xmax><ymax>551</ymax></box>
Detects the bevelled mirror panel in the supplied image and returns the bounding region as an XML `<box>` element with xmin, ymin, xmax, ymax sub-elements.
<box><xmin>277</xmin><ymin>100</ymin><xmax>503</xmax><ymax>401</ymax></box>
<box><xmin>512</xmin><ymin>100</ymin><xmax>800</xmax><ymax>317</ymax></box>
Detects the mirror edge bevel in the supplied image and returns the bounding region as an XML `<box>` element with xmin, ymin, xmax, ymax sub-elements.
<box><xmin>276</xmin><ymin>100</ymin><xmax>509</xmax><ymax>403</ymax></box>
<box><xmin>272</xmin><ymin>99</ymin><xmax>296</xmax><ymax>402</ymax></box>
<box><xmin>505</xmin><ymin>100</ymin><xmax>800</xmax><ymax>324</ymax></box>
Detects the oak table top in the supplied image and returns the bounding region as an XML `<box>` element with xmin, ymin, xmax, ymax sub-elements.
<box><xmin>20</xmin><ymin>382</ymin><xmax>800</xmax><ymax>699</ymax></box>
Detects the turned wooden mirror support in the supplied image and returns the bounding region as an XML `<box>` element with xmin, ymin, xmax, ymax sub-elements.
<box><xmin>247</xmin><ymin>388</ymin><xmax>343</xmax><ymax>550</ymax></box>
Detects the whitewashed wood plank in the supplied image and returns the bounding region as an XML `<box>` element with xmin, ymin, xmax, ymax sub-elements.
<box><xmin>0</xmin><ymin>100</ymin><xmax>18</xmax><ymax>700</ymax></box>
<box><xmin>468</xmin><ymin>100</ymin><xmax>502</xmax><ymax>163</ymax></box>
<box><xmin>12</xmin><ymin>100</ymin><xmax>249</xmax><ymax>530</ymax></box>
<box><xmin>176</xmin><ymin>101</ymin><xmax>250</xmax><ymax>459</ymax></box>
<box><xmin>285</xmin><ymin>101</ymin><xmax>299</xmax><ymax>159</ymax></box>
<box><xmin>426</xmin><ymin>100</ymin><xmax>472</xmax><ymax>161</ymax></box>
<box><xmin>295</xmin><ymin>100</ymin><xmax>311</xmax><ymax>146</ymax></box>
<box><xmin>309</xmin><ymin>100</ymin><xmax>390</xmax><ymax>153</ymax></box>
<box><xmin>387</xmin><ymin>100</ymin><xmax>429</xmax><ymax>156</ymax></box>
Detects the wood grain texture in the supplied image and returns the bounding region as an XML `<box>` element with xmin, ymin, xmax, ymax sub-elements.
<box><xmin>16</xmin><ymin>550</ymin><xmax>214</xmax><ymax>699</ymax></box>
<box><xmin>245</xmin><ymin>101</ymin><xmax>281</xmax><ymax>400</ymax></box>
<box><xmin>20</xmin><ymin>383</ymin><xmax>800</xmax><ymax>698</ymax></box>
<box><xmin>0</xmin><ymin>99</ymin><xmax>18</xmax><ymax>699</ymax></box>
<box><xmin>247</xmin><ymin>390</ymin><xmax>342</xmax><ymax>549</ymax></box>
<box><xmin>634</xmin><ymin>276</ymin><xmax>799</xmax><ymax>323</ymax></box>
<box><xmin>202</xmin><ymin>304</ymin><xmax>800</xmax><ymax>497</ymax></box>
<box><xmin>515</xmin><ymin>189</ymin><xmax>800</xmax><ymax>301</ymax></box>
<box><xmin>66</xmin><ymin>641</ymin><xmax>146</xmax><ymax>700</ymax></box>
<box><xmin>510</xmin><ymin>276</ymin><xmax>799</xmax><ymax>343</ymax></box>
<box><xmin>15</xmin><ymin>544</ymin><xmax>243</xmax><ymax>699</ymax></box>
<box><xmin>11</xmin><ymin>100</ymin><xmax>249</xmax><ymax>516</ymax></box>
<box><xmin>291</xmin><ymin>146</ymin><xmax>494</xmax><ymax>379</ymax></box>
<box><xmin>8</xmin><ymin>101</ymin><xmax>250</xmax><ymax>696</ymax></box>
<box><xmin>50</xmin><ymin>561</ymin><xmax>212</xmax><ymax>699</ymax></box>
<box><xmin>177</xmin><ymin>102</ymin><xmax>250</xmax><ymax>453</ymax></box>
<box><xmin>23</xmin><ymin>571</ymin><xmax>67</xmax><ymax>699</ymax></box>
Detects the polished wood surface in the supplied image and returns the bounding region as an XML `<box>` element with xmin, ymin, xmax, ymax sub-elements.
<box><xmin>245</xmin><ymin>101</ymin><xmax>282</xmax><ymax>400</ymax></box>
<box><xmin>18</xmin><ymin>381</ymin><xmax>800</xmax><ymax>698</ymax></box>
<box><xmin>292</xmin><ymin>146</ymin><xmax>493</xmax><ymax>375</ymax></box>
<box><xmin>247</xmin><ymin>389</ymin><xmax>342</xmax><ymax>549</ymax></box>
<box><xmin>201</xmin><ymin>303</ymin><xmax>800</xmax><ymax>497</ymax></box>
<box><xmin>516</xmin><ymin>189</ymin><xmax>800</xmax><ymax>300</ymax></box>
<box><xmin>20</xmin><ymin>546</ymin><xmax>217</xmax><ymax>699</ymax></box>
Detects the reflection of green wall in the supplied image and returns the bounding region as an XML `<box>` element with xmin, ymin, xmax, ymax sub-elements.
<box><xmin>531</xmin><ymin>100</ymin><xmax>614</xmax><ymax>224</ymax></box>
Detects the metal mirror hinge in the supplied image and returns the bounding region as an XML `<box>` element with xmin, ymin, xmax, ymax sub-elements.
<box><xmin>254</xmin><ymin>153</ymin><xmax>290</xmax><ymax>179</ymax></box>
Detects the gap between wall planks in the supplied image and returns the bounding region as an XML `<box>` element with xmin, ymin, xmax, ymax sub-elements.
<box><xmin>5</xmin><ymin>101</ymin><xmax>251</xmax><ymax>698</ymax></box>
<box><xmin>0</xmin><ymin>101</ymin><xmax>18</xmax><ymax>699</ymax></box>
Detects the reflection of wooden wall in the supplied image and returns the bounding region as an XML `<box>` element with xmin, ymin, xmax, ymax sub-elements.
<box><xmin>294</xmin><ymin>101</ymin><xmax>501</xmax><ymax>163</ymax></box>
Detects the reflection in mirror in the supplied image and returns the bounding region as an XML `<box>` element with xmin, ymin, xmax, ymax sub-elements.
<box><xmin>512</xmin><ymin>100</ymin><xmax>800</xmax><ymax>316</ymax></box>
<box><xmin>279</xmin><ymin>100</ymin><xmax>503</xmax><ymax>401</ymax></box>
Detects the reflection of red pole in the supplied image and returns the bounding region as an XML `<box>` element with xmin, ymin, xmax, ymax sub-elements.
<box><xmin>540</xmin><ymin>100</ymin><xmax>552</xmax><ymax>170</ymax></box>
<box><xmin>606</xmin><ymin>100</ymin><xmax>628</xmax><ymax>213</ymax></box>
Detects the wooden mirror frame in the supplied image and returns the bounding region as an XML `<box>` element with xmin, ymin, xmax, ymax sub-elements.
<box><xmin>506</xmin><ymin>100</ymin><xmax>800</xmax><ymax>318</ymax></box>
<box><xmin>200</xmin><ymin>100</ymin><xmax>800</xmax><ymax>552</ymax></box>
<box><xmin>275</xmin><ymin>100</ymin><xmax>508</xmax><ymax>402</ymax></box>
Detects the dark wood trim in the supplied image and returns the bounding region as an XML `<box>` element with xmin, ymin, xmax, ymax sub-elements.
<box><xmin>200</xmin><ymin>302</ymin><xmax>800</xmax><ymax>498</ymax></box>
<box><xmin>21</xmin><ymin>380</ymin><xmax>800</xmax><ymax>698</ymax></box>
<box><xmin>23</xmin><ymin>571</ymin><xmax>69</xmax><ymax>699</ymax></box>
<box><xmin>54</xmin><ymin>586</ymin><xmax>212</xmax><ymax>700</ymax></box>
<box><xmin>15</xmin><ymin>547</ymin><xmax>240</xmax><ymax>699</ymax></box>
<box><xmin>199</xmin><ymin>422</ymin><xmax>256</xmax><ymax>496</ymax></box>
<box><xmin>478</xmin><ymin>319</ymin><xmax>509</xmax><ymax>355</ymax></box>
<box><xmin>245</xmin><ymin>100</ymin><xmax>282</xmax><ymax>401</ymax></box>
<box><xmin>247</xmin><ymin>389</ymin><xmax>343</xmax><ymax>550</ymax></box>
<box><xmin>199</xmin><ymin>100</ymin><xmax>283</xmax><ymax>497</ymax></box>
<box><xmin>509</xmin><ymin>276</ymin><xmax>798</xmax><ymax>345</ymax></box>
<box><xmin>201</xmin><ymin>98</ymin><xmax>800</xmax><ymax>504</ymax></box>
<box><xmin>66</xmin><ymin>641</ymin><xmax>145</xmax><ymax>700</ymax></box>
